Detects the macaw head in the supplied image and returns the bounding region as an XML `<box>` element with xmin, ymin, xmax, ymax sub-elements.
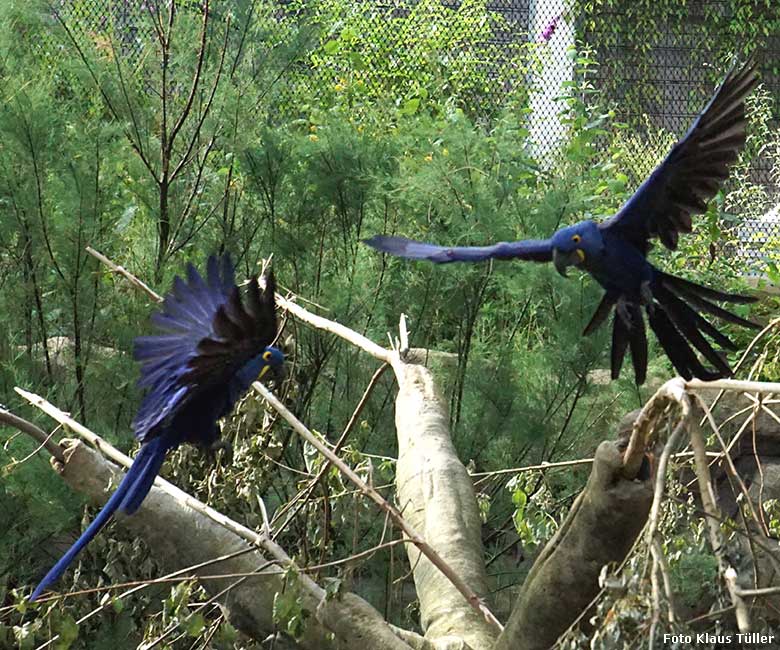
<box><xmin>550</xmin><ymin>220</ymin><xmax>604</xmax><ymax>277</ymax></box>
<box><xmin>258</xmin><ymin>345</ymin><xmax>285</xmax><ymax>382</ymax></box>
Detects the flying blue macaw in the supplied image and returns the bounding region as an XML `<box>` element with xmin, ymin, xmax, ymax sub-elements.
<box><xmin>30</xmin><ymin>255</ymin><xmax>284</xmax><ymax>601</ymax></box>
<box><xmin>365</xmin><ymin>60</ymin><xmax>761</xmax><ymax>384</ymax></box>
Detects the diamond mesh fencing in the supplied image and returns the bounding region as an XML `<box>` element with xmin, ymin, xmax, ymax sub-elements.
<box><xmin>54</xmin><ymin>0</ymin><xmax>780</xmax><ymax>277</ymax></box>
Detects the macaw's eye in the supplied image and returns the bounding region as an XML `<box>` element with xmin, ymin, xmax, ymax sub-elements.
<box><xmin>572</xmin><ymin>234</ymin><xmax>581</xmax><ymax>244</ymax></box>
<box><xmin>263</xmin><ymin>350</ymin><xmax>272</xmax><ymax>361</ymax></box>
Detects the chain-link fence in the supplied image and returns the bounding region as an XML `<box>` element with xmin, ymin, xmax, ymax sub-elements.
<box><xmin>54</xmin><ymin>0</ymin><xmax>780</xmax><ymax>277</ymax></box>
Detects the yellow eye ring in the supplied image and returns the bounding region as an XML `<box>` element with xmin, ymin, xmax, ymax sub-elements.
<box><xmin>572</xmin><ymin>234</ymin><xmax>581</xmax><ymax>243</ymax></box>
<box><xmin>263</xmin><ymin>350</ymin><xmax>272</xmax><ymax>361</ymax></box>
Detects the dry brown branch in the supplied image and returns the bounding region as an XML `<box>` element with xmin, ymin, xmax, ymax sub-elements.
<box><xmin>623</xmin><ymin>377</ymin><xmax>687</xmax><ymax>477</ymax></box>
<box><xmin>0</xmin><ymin>406</ymin><xmax>64</xmax><ymax>463</ymax></box>
<box><xmin>274</xmin><ymin>291</ymin><xmax>394</xmax><ymax>364</ymax></box>
<box><xmin>86</xmin><ymin>246</ymin><xmax>162</xmax><ymax>302</ymax></box>
<box><xmin>647</xmin><ymin>416</ymin><xmax>688</xmax><ymax>542</ymax></box>
<box><xmin>696</xmin><ymin>396</ymin><xmax>768</xmax><ymax>535</ymax></box>
<box><xmin>689</xmin><ymin>408</ymin><xmax>751</xmax><ymax>632</ymax></box>
<box><xmin>653</xmin><ymin>539</ymin><xmax>677</xmax><ymax>623</ymax></box>
<box><xmin>271</xmin><ymin>363</ymin><xmax>390</xmax><ymax>533</ymax></box>
<box><xmin>253</xmin><ymin>381</ymin><xmax>503</xmax><ymax>633</ymax></box>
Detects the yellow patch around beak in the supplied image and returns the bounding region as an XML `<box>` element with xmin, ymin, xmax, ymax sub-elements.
<box><xmin>576</xmin><ymin>249</ymin><xmax>586</xmax><ymax>262</ymax></box>
<box><xmin>259</xmin><ymin>365</ymin><xmax>270</xmax><ymax>379</ymax></box>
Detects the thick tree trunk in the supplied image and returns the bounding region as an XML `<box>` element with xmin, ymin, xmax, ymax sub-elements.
<box><xmin>494</xmin><ymin>438</ymin><xmax>654</xmax><ymax>650</ymax></box>
<box><xmin>49</xmin><ymin>439</ymin><xmax>414</xmax><ymax>650</ymax></box>
<box><xmin>394</xmin><ymin>363</ymin><xmax>497</xmax><ymax>650</ymax></box>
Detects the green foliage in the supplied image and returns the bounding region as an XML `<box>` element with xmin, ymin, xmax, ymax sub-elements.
<box><xmin>0</xmin><ymin>0</ymin><xmax>775</xmax><ymax>647</ymax></box>
<box><xmin>284</xmin><ymin>0</ymin><xmax>536</xmax><ymax>121</ymax></box>
<box><xmin>273</xmin><ymin>570</ymin><xmax>311</xmax><ymax>639</ymax></box>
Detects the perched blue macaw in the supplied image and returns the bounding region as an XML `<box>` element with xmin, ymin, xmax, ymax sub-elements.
<box><xmin>365</xmin><ymin>59</ymin><xmax>761</xmax><ymax>384</ymax></box>
<box><xmin>30</xmin><ymin>255</ymin><xmax>283</xmax><ymax>601</ymax></box>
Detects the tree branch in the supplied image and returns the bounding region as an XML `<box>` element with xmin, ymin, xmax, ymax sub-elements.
<box><xmin>494</xmin><ymin>435</ymin><xmax>654</xmax><ymax>650</ymax></box>
<box><xmin>393</xmin><ymin>363</ymin><xmax>499</xmax><ymax>648</ymax></box>
<box><xmin>0</xmin><ymin>406</ymin><xmax>64</xmax><ymax>463</ymax></box>
<box><xmin>15</xmin><ymin>394</ymin><xmax>415</xmax><ymax>649</ymax></box>
<box><xmin>253</xmin><ymin>381</ymin><xmax>503</xmax><ymax>633</ymax></box>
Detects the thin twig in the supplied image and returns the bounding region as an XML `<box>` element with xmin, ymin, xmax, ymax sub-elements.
<box><xmin>647</xmin><ymin>418</ymin><xmax>688</xmax><ymax>542</ymax></box>
<box><xmin>252</xmin><ymin>381</ymin><xmax>504</xmax><ymax>632</ymax></box>
<box><xmin>470</xmin><ymin>450</ymin><xmax>722</xmax><ymax>481</ymax></box>
<box><xmin>271</xmin><ymin>363</ymin><xmax>390</xmax><ymax>533</ymax></box>
<box><xmin>86</xmin><ymin>247</ymin><xmax>162</xmax><ymax>302</ymax></box>
<box><xmin>689</xmin><ymin>404</ymin><xmax>751</xmax><ymax>632</ymax></box>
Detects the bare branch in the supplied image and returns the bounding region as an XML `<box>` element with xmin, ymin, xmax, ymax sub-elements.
<box><xmin>687</xmin><ymin>378</ymin><xmax>780</xmax><ymax>394</ymax></box>
<box><xmin>689</xmin><ymin>406</ymin><xmax>751</xmax><ymax>632</ymax></box>
<box><xmin>86</xmin><ymin>247</ymin><xmax>162</xmax><ymax>302</ymax></box>
<box><xmin>0</xmin><ymin>407</ymin><xmax>64</xmax><ymax>463</ymax></box>
<box><xmin>623</xmin><ymin>377</ymin><xmax>688</xmax><ymax>477</ymax></box>
<box><xmin>16</xmin><ymin>392</ymin><xmax>416</xmax><ymax>649</ymax></box>
<box><xmin>252</xmin><ymin>381</ymin><xmax>503</xmax><ymax>633</ymax></box>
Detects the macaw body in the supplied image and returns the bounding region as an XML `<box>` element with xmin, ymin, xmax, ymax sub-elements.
<box><xmin>365</xmin><ymin>59</ymin><xmax>761</xmax><ymax>384</ymax></box>
<box><xmin>30</xmin><ymin>255</ymin><xmax>283</xmax><ymax>601</ymax></box>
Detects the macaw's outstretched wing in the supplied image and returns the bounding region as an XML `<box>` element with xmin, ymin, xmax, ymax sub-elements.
<box><xmin>132</xmin><ymin>255</ymin><xmax>278</xmax><ymax>442</ymax></box>
<box><xmin>600</xmin><ymin>58</ymin><xmax>759</xmax><ymax>253</ymax></box>
<box><xmin>363</xmin><ymin>235</ymin><xmax>553</xmax><ymax>264</ymax></box>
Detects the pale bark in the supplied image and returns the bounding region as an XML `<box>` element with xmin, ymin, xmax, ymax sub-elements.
<box><xmin>394</xmin><ymin>364</ymin><xmax>498</xmax><ymax>650</ymax></box>
<box><xmin>49</xmin><ymin>439</ymin><xmax>413</xmax><ymax>650</ymax></box>
<box><xmin>494</xmin><ymin>439</ymin><xmax>654</xmax><ymax>650</ymax></box>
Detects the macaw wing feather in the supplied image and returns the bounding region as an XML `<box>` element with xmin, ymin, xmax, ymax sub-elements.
<box><xmin>583</xmin><ymin>292</ymin><xmax>618</xmax><ymax>336</ymax></box>
<box><xmin>610</xmin><ymin>312</ymin><xmax>630</xmax><ymax>380</ymax></box>
<box><xmin>363</xmin><ymin>235</ymin><xmax>553</xmax><ymax>263</ymax></box>
<box><xmin>647</xmin><ymin>307</ymin><xmax>721</xmax><ymax>381</ymax></box>
<box><xmin>652</xmin><ymin>285</ymin><xmax>733</xmax><ymax>376</ymax></box>
<box><xmin>186</xmin><ymin>272</ymin><xmax>278</xmax><ymax>384</ymax></box>
<box><xmin>132</xmin><ymin>255</ymin><xmax>278</xmax><ymax>441</ymax></box>
<box><xmin>600</xmin><ymin>58</ymin><xmax>758</xmax><ymax>253</ymax></box>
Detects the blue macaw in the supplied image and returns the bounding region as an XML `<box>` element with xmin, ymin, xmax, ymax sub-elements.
<box><xmin>365</xmin><ymin>60</ymin><xmax>761</xmax><ymax>384</ymax></box>
<box><xmin>30</xmin><ymin>254</ymin><xmax>284</xmax><ymax>601</ymax></box>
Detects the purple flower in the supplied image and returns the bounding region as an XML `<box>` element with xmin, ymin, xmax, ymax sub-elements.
<box><xmin>541</xmin><ymin>14</ymin><xmax>561</xmax><ymax>42</ymax></box>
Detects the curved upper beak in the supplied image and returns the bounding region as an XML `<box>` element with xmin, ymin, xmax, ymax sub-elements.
<box><xmin>552</xmin><ymin>248</ymin><xmax>583</xmax><ymax>278</ymax></box>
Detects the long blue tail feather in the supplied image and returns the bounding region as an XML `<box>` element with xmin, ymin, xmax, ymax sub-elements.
<box><xmin>118</xmin><ymin>440</ymin><xmax>170</xmax><ymax>515</ymax></box>
<box><xmin>29</xmin><ymin>436</ymin><xmax>170</xmax><ymax>602</ymax></box>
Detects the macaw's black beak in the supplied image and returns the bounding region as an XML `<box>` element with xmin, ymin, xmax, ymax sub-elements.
<box><xmin>552</xmin><ymin>248</ymin><xmax>582</xmax><ymax>278</ymax></box>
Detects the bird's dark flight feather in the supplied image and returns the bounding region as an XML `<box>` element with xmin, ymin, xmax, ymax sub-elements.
<box><xmin>30</xmin><ymin>255</ymin><xmax>281</xmax><ymax>602</ymax></box>
<box><xmin>601</xmin><ymin>58</ymin><xmax>759</xmax><ymax>254</ymax></box>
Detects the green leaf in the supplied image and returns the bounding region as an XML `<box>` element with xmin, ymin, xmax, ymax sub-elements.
<box><xmin>53</xmin><ymin>614</ymin><xmax>78</xmax><ymax>650</ymax></box>
<box><xmin>183</xmin><ymin>613</ymin><xmax>206</xmax><ymax>637</ymax></box>
<box><xmin>399</xmin><ymin>97</ymin><xmax>421</xmax><ymax>115</ymax></box>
